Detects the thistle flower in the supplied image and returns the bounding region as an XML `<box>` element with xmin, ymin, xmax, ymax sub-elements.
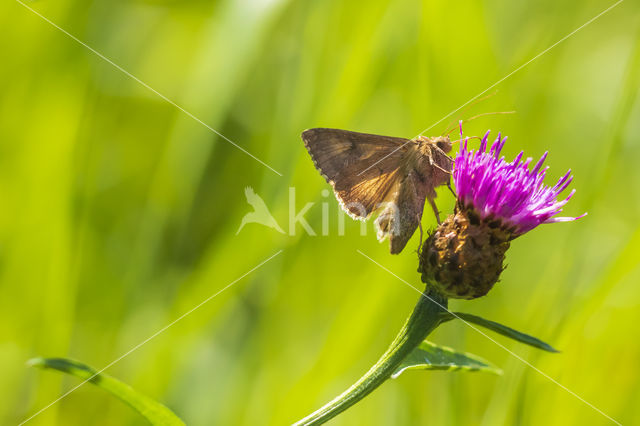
<box><xmin>454</xmin><ymin>130</ymin><xmax>585</xmax><ymax>235</ymax></box>
<box><xmin>420</xmin><ymin>130</ymin><xmax>585</xmax><ymax>299</ymax></box>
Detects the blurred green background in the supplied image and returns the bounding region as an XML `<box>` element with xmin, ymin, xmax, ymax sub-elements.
<box><xmin>1</xmin><ymin>0</ymin><xmax>639</xmax><ymax>424</ymax></box>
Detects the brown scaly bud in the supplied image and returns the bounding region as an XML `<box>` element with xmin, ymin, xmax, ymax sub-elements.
<box><xmin>418</xmin><ymin>208</ymin><xmax>512</xmax><ymax>299</ymax></box>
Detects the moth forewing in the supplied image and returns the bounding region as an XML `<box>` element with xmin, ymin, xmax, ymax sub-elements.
<box><xmin>301</xmin><ymin>128</ymin><xmax>409</xmax><ymax>220</ymax></box>
<box><xmin>374</xmin><ymin>167</ymin><xmax>431</xmax><ymax>254</ymax></box>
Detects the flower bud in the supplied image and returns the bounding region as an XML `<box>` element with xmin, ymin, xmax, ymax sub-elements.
<box><xmin>418</xmin><ymin>209</ymin><xmax>511</xmax><ymax>299</ymax></box>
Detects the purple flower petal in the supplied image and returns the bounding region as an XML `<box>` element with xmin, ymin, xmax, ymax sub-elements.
<box><xmin>453</xmin><ymin>131</ymin><xmax>585</xmax><ymax>235</ymax></box>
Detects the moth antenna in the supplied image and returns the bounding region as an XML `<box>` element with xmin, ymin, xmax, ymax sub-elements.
<box><xmin>450</xmin><ymin>136</ymin><xmax>482</xmax><ymax>145</ymax></box>
<box><xmin>443</xmin><ymin>121</ymin><xmax>459</xmax><ymax>137</ymax></box>
<box><xmin>444</xmin><ymin>111</ymin><xmax>515</xmax><ymax>137</ymax></box>
<box><xmin>444</xmin><ymin>119</ymin><xmax>465</xmax><ymax>137</ymax></box>
<box><xmin>441</xmin><ymin>90</ymin><xmax>501</xmax><ymax>135</ymax></box>
<box><xmin>461</xmin><ymin>110</ymin><xmax>515</xmax><ymax>126</ymax></box>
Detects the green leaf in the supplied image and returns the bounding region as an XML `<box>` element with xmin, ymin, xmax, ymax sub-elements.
<box><xmin>441</xmin><ymin>312</ymin><xmax>559</xmax><ymax>353</ymax></box>
<box><xmin>392</xmin><ymin>340</ymin><xmax>501</xmax><ymax>379</ymax></box>
<box><xmin>28</xmin><ymin>358</ymin><xmax>185</xmax><ymax>426</ymax></box>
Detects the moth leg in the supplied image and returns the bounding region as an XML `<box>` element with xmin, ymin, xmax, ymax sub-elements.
<box><xmin>432</xmin><ymin>162</ymin><xmax>451</xmax><ymax>174</ymax></box>
<box><xmin>417</xmin><ymin>219</ymin><xmax>424</xmax><ymax>253</ymax></box>
<box><xmin>428</xmin><ymin>197</ymin><xmax>441</xmax><ymax>224</ymax></box>
<box><xmin>428</xmin><ymin>154</ymin><xmax>452</xmax><ymax>175</ymax></box>
<box><xmin>447</xmin><ymin>178</ymin><xmax>456</xmax><ymax>197</ymax></box>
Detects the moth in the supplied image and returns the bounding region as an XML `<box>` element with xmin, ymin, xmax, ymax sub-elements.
<box><xmin>301</xmin><ymin>128</ymin><xmax>454</xmax><ymax>254</ymax></box>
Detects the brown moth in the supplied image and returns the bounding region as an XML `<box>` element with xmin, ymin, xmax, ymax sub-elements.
<box><xmin>301</xmin><ymin>128</ymin><xmax>453</xmax><ymax>254</ymax></box>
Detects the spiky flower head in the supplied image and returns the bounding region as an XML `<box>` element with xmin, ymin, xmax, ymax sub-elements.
<box><xmin>454</xmin><ymin>130</ymin><xmax>585</xmax><ymax>235</ymax></box>
<box><xmin>420</xmin><ymin>129</ymin><xmax>585</xmax><ymax>299</ymax></box>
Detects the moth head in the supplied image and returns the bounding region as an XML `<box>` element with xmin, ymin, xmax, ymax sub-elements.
<box><xmin>433</xmin><ymin>136</ymin><xmax>453</xmax><ymax>154</ymax></box>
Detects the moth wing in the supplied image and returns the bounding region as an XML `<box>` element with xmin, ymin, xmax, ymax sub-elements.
<box><xmin>380</xmin><ymin>145</ymin><xmax>454</xmax><ymax>254</ymax></box>
<box><xmin>375</xmin><ymin>170</ymin><xmax>430</xmax><ymax>254</ymax></box>
<box><xmin>335</xmin><ymin>168</ymin><xmax>405</xmax><ymax>220</ymax></box>
<box><xmin>302</xmin><ymin>128</ymin><xmax>411</xmax><ymax>219</ymax></box>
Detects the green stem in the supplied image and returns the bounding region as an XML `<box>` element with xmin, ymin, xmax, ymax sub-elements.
<box><xmin>294</xmin><ymin>287</ymin><xmax>448</xmax><ymax>425</ymax></box>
